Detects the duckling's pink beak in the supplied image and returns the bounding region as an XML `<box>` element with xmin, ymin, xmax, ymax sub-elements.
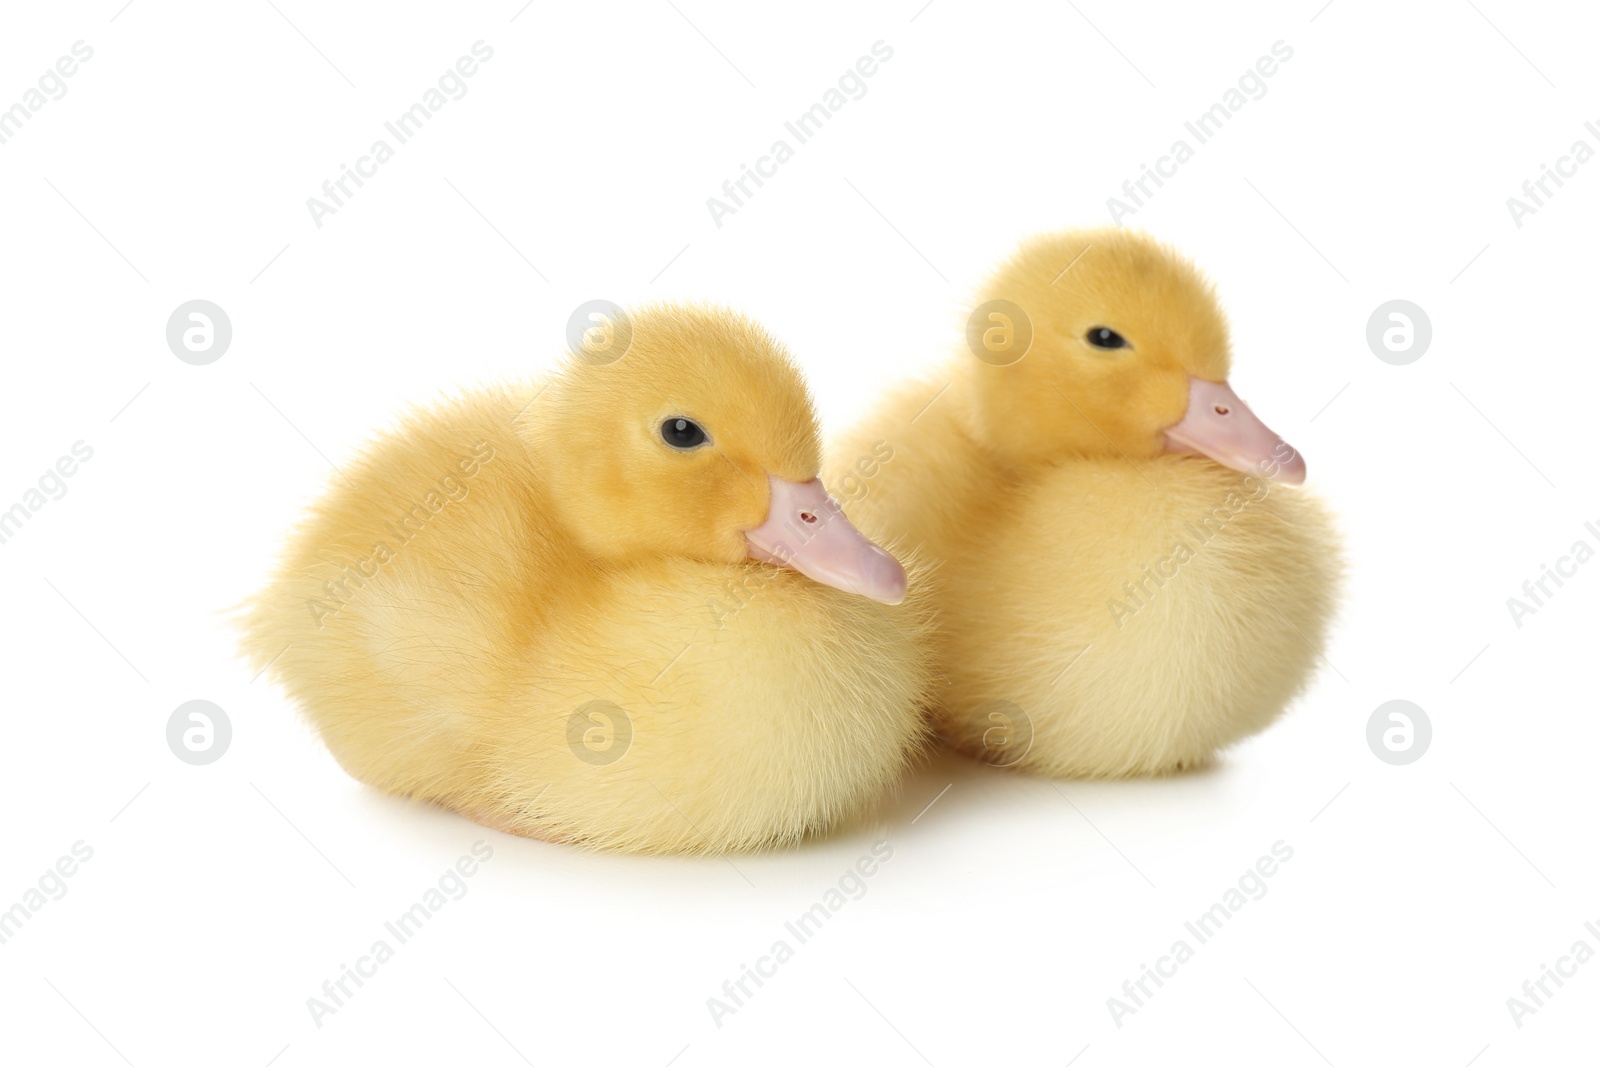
<box><xmin>744</xmin><ymin>475</ymin><xmax>907</xmax><ymax>605</ymax></box>
<box><xmin>1164</xmin><ymin>377</ymin><xmax>1307</xmax><ymax>485</ymax></box>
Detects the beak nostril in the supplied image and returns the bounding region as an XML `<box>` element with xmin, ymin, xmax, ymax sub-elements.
<box><xmin>1214</xmin><ymin>404</ymin><xmax>1230</xmax><ymax>416</ymax></box>
<box><xmin>799</xmin><ymin>511</ymin><xmax>817</xmax><ymax>524</ymax></box>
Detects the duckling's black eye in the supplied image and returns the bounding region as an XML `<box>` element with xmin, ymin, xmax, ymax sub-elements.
<box><xmin>660</xmin><ymin>417</ymin><xmax>708</xmax><ymax>450</ymax></box>
<box><xmin>1086</xmin><ymin>327</ymin><xmax>1128</xmax><ymax>350</ymax></box>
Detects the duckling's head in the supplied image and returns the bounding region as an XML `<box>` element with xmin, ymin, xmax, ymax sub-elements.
<box><xmin>525</xmin><ymin>303</ymin><xmax>906</xmax><ymax>604</ymax></box>
<box><xmin>962</xmin><ymin>227</ymin><xmax>1304</xmax><ymax>484</ymax></box>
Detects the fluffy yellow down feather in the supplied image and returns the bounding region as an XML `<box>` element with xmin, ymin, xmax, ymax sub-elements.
<box><xmin>828</xmin><ymin>229</ymin><xmax>1341</xmax><ymax>776</ymax></box>
<box><xmin>242</xmin><ymin>305</ymin><xmax>933</xmax><ymax>852</ymax></box>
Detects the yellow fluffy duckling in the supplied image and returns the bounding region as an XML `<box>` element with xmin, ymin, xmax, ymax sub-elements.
<box><xmin>828</xmin><ymin>228</ymin><xmax>1339</xmax><ymax>777</ymax></box>
<box><xmin>243</xmin><ymin>304</ymin><xmax>930</xmax><ymax>852</ymax></box>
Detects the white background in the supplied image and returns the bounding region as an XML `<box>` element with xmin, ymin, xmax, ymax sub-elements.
<box><xmin>1</xmin><ymin>1</ymin><xmax>1595</xmax><ymax>1064</ymax></box>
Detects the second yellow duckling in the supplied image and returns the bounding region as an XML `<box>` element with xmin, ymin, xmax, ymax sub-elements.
<box><xmin>243</xmin><ymin>304</ymin><xmax>931</xmax><ymax>852</ymax></box>
<box><xmin>830</xmin><ymin>228</ymin><xmax>1340</xmax><ymax>777</ymax></box>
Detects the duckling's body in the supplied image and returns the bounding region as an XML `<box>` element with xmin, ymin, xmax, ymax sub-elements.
<box><xmin>245</xmin><ymin>307</ymin><xmax>931</xmax><ymax>851</ymax></box>
<box><xmin>830</xmin><ymin>230</ymin><xmax>1338</xmax><ymax>776</ymax></box>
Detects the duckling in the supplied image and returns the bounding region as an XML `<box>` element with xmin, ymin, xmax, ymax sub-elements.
<box><xmin>242</xmin><ymin>304</ymin><xmax>931</xmax><ymax>852</ymax></box>
<box><xmin>828</xmin><ymin>228</ymin><xmax>1339</xmax><ymax>777</ymax></box>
